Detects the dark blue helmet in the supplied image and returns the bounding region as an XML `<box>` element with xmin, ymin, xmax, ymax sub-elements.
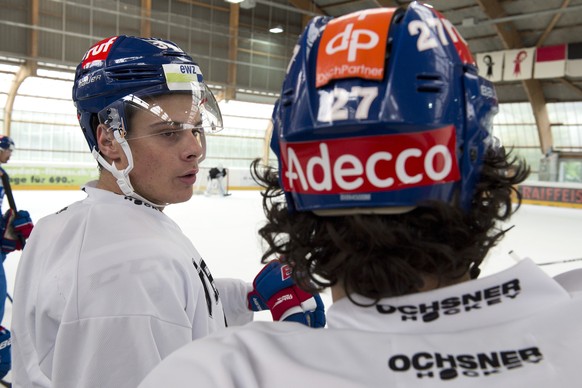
<box><xmin>72</xmin><ymin>35</ymin><xmax>223</xmax><ymax>206</ymax></box>
<box><xmin>271</xmin><ymin>2</ymin><xmax>498</xmax><ymax>215</ymax></box>
<box><xmin>0</xmin><ymin>136</ymin><xmax>14</xmax><ymax>151</ymax></box>
<box><xmin>72</xmin><ymin>35</ymin><xmax>222</xmax><ymax>154</ymax></box>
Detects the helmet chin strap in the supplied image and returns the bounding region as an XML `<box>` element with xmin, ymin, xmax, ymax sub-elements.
<box><xmin>93</xmin><ymin>129</ymin><xmax>167</xmax><ymax>209</ymax></box>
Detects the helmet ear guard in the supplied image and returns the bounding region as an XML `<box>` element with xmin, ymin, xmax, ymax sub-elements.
<box><xmin>271</xmin><ymin>1</ymin><xmax>499</xmax><ymax>215</ymax></box>
<box><xmin>459</xmin><ymin>70</ymin><xmax>499</xmax><ymax>209</ymax></box>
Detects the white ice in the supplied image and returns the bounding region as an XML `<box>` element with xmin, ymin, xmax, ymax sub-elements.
<box><xmin>2</xmin><ymin>189</ymin><xmax>582</xmax><ymax>329</ymax></box>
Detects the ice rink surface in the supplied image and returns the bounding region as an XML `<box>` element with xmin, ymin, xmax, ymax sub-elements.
<box><xmin>2</xmin><ymin>188</ymin><xmax>582</xmax><ymax>328</ymax></box>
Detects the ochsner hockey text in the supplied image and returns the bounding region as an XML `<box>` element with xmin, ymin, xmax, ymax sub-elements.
<box><xmin>388</xmin><ymin>346</ymin><xmax>543</xmax><ymax>380</ymax></box>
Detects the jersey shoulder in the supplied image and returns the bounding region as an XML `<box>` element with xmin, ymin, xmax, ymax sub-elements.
<box><xmin>553</xmin><ymin>268</ymin><xmax>582</xmax><ymax>296</ymax></box>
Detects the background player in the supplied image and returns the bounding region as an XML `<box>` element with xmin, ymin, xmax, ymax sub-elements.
<box><xmin>0</xmin><ymin>135</ymin><xmax>33</xmax><ymax>382</ymax></box>
<box><xmin>10</xmin><ymin>36</ymin><xmax>323</xmax><ymax>388</ymax></box>
<box><xmin>139</xmin><ymin>3</ymin><xmax>582</xmax><ymax>387</ymax></box>
<box><xmin>205</xmin><ymin>164</ymin><xmax>229</xmax><ymax>196</ymax></box>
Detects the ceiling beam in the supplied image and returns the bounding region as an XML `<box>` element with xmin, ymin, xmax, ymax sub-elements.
<box><xmin>4</xmin><ymin>64</ymin><xmax>32</xmax><ymax>137</ymax></box>
<box><xmin>465</xmin><ymin>4</ymin><xmax>582</xmax><ymax>28</ymax></box>
<box><xmin>288</xmin><ymin>0</ymin><xmax>326</xmax><ymax>27</ymax></box>
<box><xmin>4</xmin><ymin>0</ymin><xmax>39</xmax><ymax>136</ymax></box>
<box><xmin>476</xmin><ymin>0</ymin><xmax>552</xmax><ymax>154</ymax></box>
<box><xmin>535</xmin><ymin>0</ymin><xmax>570</xmax><ymax>47</ymax></box>
<box><xmin>288</xmin><ymin>0</ymin><xmax>325</xmax><ymax>15</ymax></box>
<box><xmin>177</xmin><ymin>0</ymin><xmax>229</xmax><ymax>12</ymax></box>
<box><xmin>140</xmin><ymin>0</ymin><xmax>151</xmax><ymax>37</ymax></box>
<box><xmin>559</xmin><ymin>78</ymin><xmax>582</xmax><ymax>98</ymax></box>
<box><xmin>30</xmin><ymin>0</ymin><xmax>39</xmax><ymax>68</ymax></box>
<box><xmin>373</xmin><ymin>0</ymin><xmax>400</xmax><ymax>7</ymax></box>
<box><xmin>475</xmin><ymin>0</ymin><xmax>521</xmax><ymax>49</ymax></box>
<box><xmin>255</xmin><ymin>0</ymin><xmax>319</xmax><ymax>17</ymax></box>
<box><xmin>226</xmin><ymin>3</ymin><xmax>240</xmax><ymax>101</ymax></box>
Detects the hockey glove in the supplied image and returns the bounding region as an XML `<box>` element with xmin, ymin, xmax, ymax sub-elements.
<box><xmin>0</xmin><ymin>326</ymin><xmax>11</xmax><ymax>379</ymax></box>
<box><xmin>13</xmin><ymin>210</ymin><xmax>34</xmax><ymax>239</ymax></box>
<box><xmin>248</xmin><ymin>260</ymin><xmax>326</xmax><ymax>328</ymax></box>
<box><xmin>2</xmin><ymin>209</ymin><xmax>34</xmax><ymax>253</ymax></box>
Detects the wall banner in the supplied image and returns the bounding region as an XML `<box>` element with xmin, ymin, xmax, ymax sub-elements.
<box><xmin>4</xmin><ymin>165</ymin><xmax>99</xmax><ymax>190</ymax></box>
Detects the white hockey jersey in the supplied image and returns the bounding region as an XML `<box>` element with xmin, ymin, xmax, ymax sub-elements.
<box><xmin>11</xmin><ymin>182</ymin><xmax>252</xmax><ymax>388</ymax></box>
<box><xmin>139</xmin><ymin>259</ymin><xmax>582</xmax><ymax>388</ymax></box>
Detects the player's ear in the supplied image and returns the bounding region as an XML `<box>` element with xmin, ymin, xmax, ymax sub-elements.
<box><xmin>96</xmin><ymin>124</ymin><xmax>122</xmax><ymax>161</ymax></box>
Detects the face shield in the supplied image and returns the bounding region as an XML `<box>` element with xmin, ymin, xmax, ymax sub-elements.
<box><xmin>92</xmin><ymin>73</ymin><xmax>223</xmax><ymax>208</ymax></box>
<box><xmin>97</xmin><ymin>81</ymin><xmax>223</xmax><ymax>163</ymax></box>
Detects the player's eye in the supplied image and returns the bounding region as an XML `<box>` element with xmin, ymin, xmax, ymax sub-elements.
<box><xmin>159</xmin><ymin>129</ymin><xmax>181</xmax><ymax>138</ymax></box>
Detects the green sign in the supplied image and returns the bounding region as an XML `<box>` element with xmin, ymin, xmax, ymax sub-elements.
<box><xmin>4</xmin><ymin>165</ymin><xmax>99</xmax><ymax>190</ymax></box>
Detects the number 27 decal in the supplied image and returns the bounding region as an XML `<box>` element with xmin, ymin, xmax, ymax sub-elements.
<box><xmin>318</xmin><ymin>86</ymin><xmax>378</xmax><ymax>122</ymax></box>
<box><xmin>408</xmin><ymin>16</ymin><xmax>466</xmax><ymax>52</ymax></box>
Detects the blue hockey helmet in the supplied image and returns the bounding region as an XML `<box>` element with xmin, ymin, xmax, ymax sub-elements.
<box><xmin>0</xmin><ymin>136</ymin><xmax>14</xmax><ymax>151</ymax></box>
<box><xmin>72</xmin><ymin>35</ymin><xmax>223</xmax><ymax>206</ymax></box>
<box><xmin>271</xmin><ymin>2</ymin><xmax>499</xmax><ymax>215</ymax></box>
<box><xmin>73</xmin><ymin>35</ymin><xmax>223</xmax><ymax>156</ymax></box>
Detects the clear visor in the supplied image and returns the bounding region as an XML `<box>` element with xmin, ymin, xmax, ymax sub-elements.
<box><xmin>97</xmin><ymin>83</ymin><xmax>222</xmax><ymax>162</ymax></box>
<box><xmin>97</xmin><ymin>82</ymin><xmax>222</xmax><ymax>139</ymax></box>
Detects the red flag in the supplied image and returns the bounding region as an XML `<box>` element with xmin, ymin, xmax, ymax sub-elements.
<box><xmin>534</xmin><ymin>44</ymin><xmax>566</xmax><ymax>79</ymax></box>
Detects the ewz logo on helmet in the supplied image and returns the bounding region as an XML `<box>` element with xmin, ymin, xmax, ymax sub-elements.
<box><xmin>280</xmin><ymin>126</ymin><xmax>460</xmax><ymax>196</ymax></box>
<box><xmin>179</xmin><ymin>65</ymin><xmax>198</xmax><ymax>74</ymax></box>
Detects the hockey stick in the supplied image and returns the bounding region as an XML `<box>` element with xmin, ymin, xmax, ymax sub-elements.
<box><xmin>536</xmin><ymin>257</ymin><xmax>582</xmax><ymax>267</ymax></box>
<box><xmin>224</xmin><ymin>168</ymin><xmax>231</xmax><ymax>196</ymax></box>
<box><xmin>0</xmin><ymin>173</ymin><xmax>14</xmax><ymax>388</ymax></box>
<box><xmin>0</xmin><ymin>171</ymin><xmax>26</xmax><ymax>248</ymax></box>
<box><xmin>0</xmin><ymin>173</ymin><xmax>16</xmax><ymax>213</ymax></box>
<box><xmin>509</xmin><ymin>251</ymin><xmax>582</xmax><ymax>267</ymax></box>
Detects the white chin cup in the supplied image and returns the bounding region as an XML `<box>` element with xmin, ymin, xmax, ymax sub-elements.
<box><xmin>93</xmin><ymin>129</ymin><xmax>166</xmax><ymax>208</ymax></box>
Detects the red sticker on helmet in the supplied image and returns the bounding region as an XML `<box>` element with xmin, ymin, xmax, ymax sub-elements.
<box><xmin>81</xmin><ymin>36</ymin><xmax>118</xmax><ymax>69</ymax></box>
<box><xmin>279</xmin><ymin>126</ymin><xmax>460</xmax><ymax>195</ymax></box>
<box><xmin>315</xmin><ymin>9</ymin><xmax>396</xmax><ymax>88</ymax></box>
<box><xmin>429</xmin><ymin>8</ymin><xmax>475</xmax><ymax>65</ymax></box>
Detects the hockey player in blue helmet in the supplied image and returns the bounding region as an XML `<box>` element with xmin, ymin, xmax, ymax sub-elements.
<box><xmin>11</xmin><ymin>36</ymin><xmax>324</xmax><ymax>388</ymax></box>
<box><xmin>0</xmin><ymin>136</ymin><xmax>14</xmax><ymax>154</ymax></box>
<box><xmin>0</xmin><ymin>135</ymin><xmax>34</xmax><ymax>381</ymax></box>
<box><xmin>140</xmin><ymin>3</ymin><xmax>581</xmax><ymax>387</ymax></box>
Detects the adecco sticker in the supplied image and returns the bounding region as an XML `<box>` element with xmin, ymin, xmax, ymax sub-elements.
<box><xmin>280</xmin><ymin>125</ymin><xmax>460</xmax><ymax>195</ymax></box>
<box><xmin>315</xmin><ymin>9</ymin><xmax>396</xmax><ymax>87</ymax></box>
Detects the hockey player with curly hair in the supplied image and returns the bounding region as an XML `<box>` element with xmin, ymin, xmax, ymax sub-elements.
<box><xmin>140</xmin><ymin>3</ymin><xmax>582</xmax><ymax>387</ymax></box>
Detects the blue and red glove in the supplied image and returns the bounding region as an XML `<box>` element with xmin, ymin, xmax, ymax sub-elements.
<box><xmin>248</xmin><ymin>260</ymin><xmax>326</xmax><ymax>328</ymax></box>
<box><xmin>13</xmin><ymin>210</ymin><xmax>34</xmax><ymax>239</ymax></box>
<box><xmin>0</xmin><ymin>326</ymin><xmax>11</xmax><ymax>379</ymax></box>
<box><xmin>2</xmin><ymin>209</ymin><xmax>34</xmax><ymax>253</ymax></box>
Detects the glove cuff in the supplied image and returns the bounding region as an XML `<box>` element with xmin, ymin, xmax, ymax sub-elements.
<box><xmin>1</xmin><ymin>238</ymin><xmax>20</xmax><ymax>253</ymax></box>
<box><xmin>266</xmin><ymin>288</ymin><xmax>303</xmax><ymax>321</ymax></box>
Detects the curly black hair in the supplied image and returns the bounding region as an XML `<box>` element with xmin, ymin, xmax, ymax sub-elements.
<box><xmin>251</xmin><ymin>146</ymin><xmax>529</xmax><ymax>304</ymax></box>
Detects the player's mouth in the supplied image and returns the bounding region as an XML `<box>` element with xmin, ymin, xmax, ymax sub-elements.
<box><xmin>178</xmin><ymin>169</ymin><xmax>198</xmax><ymax>185</ymax></box>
